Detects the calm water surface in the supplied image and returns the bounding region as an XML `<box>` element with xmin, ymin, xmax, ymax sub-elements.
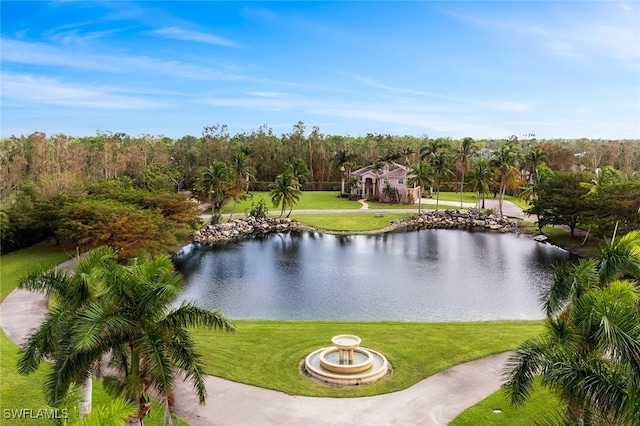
<box><xmin>174</xmin><ymin>229</ymin><xmax>575</xmax><ymax>321</ymax></box>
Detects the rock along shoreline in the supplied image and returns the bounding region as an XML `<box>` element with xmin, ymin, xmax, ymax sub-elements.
<box><xmin>191</xmin><ymin>209</ymin><xmax>519</xmax><ymax>245</ymax></box>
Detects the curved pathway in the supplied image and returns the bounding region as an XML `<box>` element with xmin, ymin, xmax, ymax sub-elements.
<box><xmin>173</xmin><ymin>352</ymin><xmax>509</xmax><ymax>426</ymax></box>
<box><xmin>0</xmin><ymin>230</ymin><xmax>518</xmax><ymax>425</ymax></box>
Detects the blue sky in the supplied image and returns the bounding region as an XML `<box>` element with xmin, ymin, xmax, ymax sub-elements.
<box><xmin>1</xmin><ymin>1</ymin><xmax>639</xmax><ymax>140</ymax></box>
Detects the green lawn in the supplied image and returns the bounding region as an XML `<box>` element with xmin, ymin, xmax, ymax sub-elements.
<box><xmin>191</xmin><ymin>320</ymin><xmax>544</xmax><ymax>398</ymax></box>
<box><xmin>220</xmin><ymin>191</ymin><xmax>508</xmax><ymax>216</ymax></box>
<box><xmin>291</xmin><ymin>212</ymin><xmax>414</xmax><ymax>231</ymax></box>
<box><xmin>220</xmin><ymin>191</ymin><xmax>361</xmax><ymax>214</ymax></box>
<box><xmin>430</xmin><ymin>191</ymin><xmax>480</xmax><ymax>204</ymax></box>
<box><xmin>0</xmin><ymin>242</ymin><xmax>73</xmax><ymax>301</ymax></box>
<box><xmin>451</xmin><ymin>379</ymin><xmax>562</xmax><ymax>426</ymax></box>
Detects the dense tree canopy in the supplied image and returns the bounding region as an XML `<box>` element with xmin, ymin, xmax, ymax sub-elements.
<box><xmin>528</xmin><ymin>171</ymin><xmax>594</xmax><ymax>237</ymax></box>
<box><xmin>2</xmin><ymin>123</ymin><xmax>639</xmax><ymax>254</ymax></box>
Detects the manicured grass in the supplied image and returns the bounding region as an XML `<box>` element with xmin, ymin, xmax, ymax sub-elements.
<box><xmin>365</xmin><ymin>201</ymin><xmax>418</xmax><ymax>209</ymax></box>
<box><xmin>431</xmin><ymin>191</ymin><xmax>479</xmax><ymax>204</ymax></box>
<box><xmin>0</xmin><ymin>242</ymin><xmax>73</xmax><ymax>301</ymax></box>
<box><xmin>291</xmin><ymin>213</ymin><xmax>414</xmax><ymax>231</ymax></box>
<box><xmin>451</xmin><ymin>379</ymin><xmax>562</xmax><ymax>426</ymax></box>
<box><xmin>220</xmin><ymin>191</ymin><xmax>361</xmax><ymax>214</ymax></box>
<box><xmin>0</xmin><ymin>332</ymin><xmax>54</xmax><ymax>425</ymax></box>
<box><xmin>503</xmin><ymin>195</ymin><xmax>530</xmax><ymax>210</ymax></box>
<box><xmin>191</xmin><ymin>320</ymin><xmax>545</xmax><ymax>398</ymax></box>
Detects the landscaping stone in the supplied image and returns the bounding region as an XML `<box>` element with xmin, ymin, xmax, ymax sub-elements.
<box><xmin>190</xmin><ymin>210</ymin><xmax>517</xmax><ymax>245</ymax></box>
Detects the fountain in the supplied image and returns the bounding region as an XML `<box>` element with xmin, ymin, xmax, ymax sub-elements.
<box><xmin>304</xmin><ymin>334</ymin><xmax>388</xmax><ymax>385</ymax></box>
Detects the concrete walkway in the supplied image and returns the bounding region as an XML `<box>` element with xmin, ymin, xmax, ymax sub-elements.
<box><xmin>0</xmin><ymin>232</ymin><xmax>518</xmax><ymax>425</ymax></box>
<box><xmin>173</xmin><ymin>352</ymin><xmax>510</xmax><ymax>426</ymax></box>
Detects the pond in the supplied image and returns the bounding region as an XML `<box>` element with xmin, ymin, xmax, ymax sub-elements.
<box><xmin>174</xmin><ymin>229</ymin><xmax>576</xmax><ymax>322</ymax></box>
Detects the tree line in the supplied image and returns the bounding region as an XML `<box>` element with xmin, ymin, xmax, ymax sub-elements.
<box><xmin>1</xmin><ymin>122</ymin><xmax>639</xmax><ymax>255</ymax></box>
<box><xmin>2</xmin><ymin>124</ymin><xmax>639</xmax><ymax>200</ymax></box>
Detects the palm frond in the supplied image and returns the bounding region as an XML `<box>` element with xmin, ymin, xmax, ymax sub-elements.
<box><xmin>503</xmin><ymin>337</ymin><xmax>551</xmax><ymax>405</ymax></box>
<box><xmin>164</xmin><ymin>327</ymin><xmax>207</xmax><ymax>404</ymax></box>
<box><xmin>160</xmin><ymin>302</ymin><xmax>236</xmax><ymax>332</ymax></box>
<box><xmin>136</xmin><ymin>328</ymin><xmax>174</xmax><ymax>398</ymax></box>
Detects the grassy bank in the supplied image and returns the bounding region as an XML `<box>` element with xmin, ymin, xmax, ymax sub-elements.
<box><xmin>191</xmin><ymin>320</ymin><xmax>544</xmax><ymax>398</ymax></box>
<box><xmin>290</xmin><ymin>212</ymin><xmax>413</xmax><ymax>231</ymax></box>
<box><xmin>451</xmin><ymin>379</ymin><xmax>562</xmax><ymax>426</ymax></box>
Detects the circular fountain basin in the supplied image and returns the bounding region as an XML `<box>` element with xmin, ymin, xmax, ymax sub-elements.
<box><xmin>331</xmin><ymin>334</ymin><xmax>361</xmax><ymax>350</ymax></box>
<box><xmin>304</xmin><ymin>348</ymin><xmax>388</xmax><ymax>385</ymax></box>
<box><xmin>319</xmin><ymin>347</ymin><xmax>373</xmax><ymax>374</ymax></box>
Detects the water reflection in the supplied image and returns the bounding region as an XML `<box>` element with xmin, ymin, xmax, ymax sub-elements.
<box><xmin>174</xmin><ymin>229</ymin><xmax>575</xmax><ymax>322</ymax></box>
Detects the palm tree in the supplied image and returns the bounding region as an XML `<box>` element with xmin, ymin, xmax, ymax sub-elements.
<box><xmin>270</xmin><ymin>171</ymin><xmax>302</xmax><ymax>217</ymax></box>
<box><xmin>520</xmin><ymin>163</ymin><xmax>553</xmax><ymax>227</ymax></box>
<box><xmin>419</xmin><ymin>138</ymin><xmax>446</xmax><ymax>161</ymax></box>
<box><xmin>430</xmin><ymin>151</ymin><xmax>455</xmax><ymax>211</ymax></box>
<box><xmin>580</xmin><ymin>165</ymin><xmax>623</xmax><ymax>194</ymax></box>
<box><xmin>200</xmin><ymin>161</ymin><xmax>230</xmax><ymax>223</ymax></box>
<box><xmin>455</xmin><ymin>137</ymin><xmax>476</xmax><ymax>208</ymax></box>
<box><xmin>382</xmin><ymin>182</ymin><xmax>399</xmax><ymax>203</ymax></box>
<box><xmin>19</xmin><ymin>247</ymin><xmax>235</xmax><ymax>425</ymax></box>
<box><xmin>285</xmin><ymin>158</ymin><xmax>309</xmax><ymax>188</ymax></box>
<box><xmin>490</xmin><ymin>144</ymin><xmax>521</xmax><ymax>217</ymax></box>
<box><xmin>17</xmin><ymin>246</ymin><xmax>118</xmax><ymax>418</ymax></box>
<box><xmin>408</xmin><ymin>160</ymin><xmax>432</xmax><ymax>213</ymax></box>
<box><xmin>227</xmin><ymin>153</ymin><xmax>254</xmax><ymax>221</ymax></box>
<box><xmin>466</xmin><ymin>159</ymin><xmax>493</xmax><ymax>209</ymax></box>
<box><xmin>420</xmin><ymin>138</ymin><xmax>447</xmax><ymax>198</ymax></box>
<box><xmin>522</xmin><ymin>145</ymin><xmax>548</xmax><ymax>183</ymax></box>
<box><xmin>503</xmin><ymin>230</ymin><xmax>640</xmax><ymax>425</ymax></box>
<box><xmin>70</xmin><ymin>249</ymin><xmax>235</xmax><ymax>424</ymax></box>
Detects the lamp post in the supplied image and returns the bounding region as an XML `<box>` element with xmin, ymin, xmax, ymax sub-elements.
<box><xmin>340</xmin><ymin>165</ymin><xmax>346</xmax><ymax>195</ymax></box>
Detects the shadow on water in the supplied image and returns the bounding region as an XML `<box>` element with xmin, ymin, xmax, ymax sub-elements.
<box><xmin>174</xmin><ymin>229</ymin><xmax>577</xmax><ymax>322</ymax></box>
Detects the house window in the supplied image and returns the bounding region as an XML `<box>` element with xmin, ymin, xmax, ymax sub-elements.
<box><xmin>383</xmin><ymin>179</ymin><xmax>389</xmax><ymax>184</ymax></box>
<box><xmin>398</xmin><ymin>178</ymin><xmax>404</xmax><ymax>185</ymax></box>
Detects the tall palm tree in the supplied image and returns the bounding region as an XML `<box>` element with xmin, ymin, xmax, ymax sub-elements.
<box><xmin>270</xmin><ymin>171</ymin><xmax>302</xmax><ymax>217</ymax></box>
<box><xmin>200</xmin><ymin>161</ymin><xmax>230</xmax><ymax>223</ymax></box>
<box><xmin>490</xmin><ymin>144</ymin><xmax>521</xmax><ymax>217</ymax></box>
<box><xmin>430</xmin><ymin>151</ymin><xmax>455</xmax><ymax>212</ymax></box>
<box><xmin>285</xmin><ymin>158</ymin><xmax>309</xmax><ymax>188</ymax></box>
<box><xmin>408</xmin><ymin>160</ymin><xmax>432</xmax><ymax>213</ymax></box>
<box><xmin>522</xmin><ymin>145</ymin><xmax>548</xmax><ymax>183</ymax></box>
<box><xmin>333</xmin><ymin>149</ymin><xmax>357</xmax><ymax>195</ymax></box>
<box><xmin>503</xmin><ymin>230</ymin><xmax>640</xmax><ymax>425</ymax></box>
<box><xmin>17</xmin><ymin>246</ymin><xmax>118</xmax><ymax>418</ymax></box>
<box><xmin>466</xmin><ymin>159</ymin><xmax>493</xmax><ymax>209</ymax></box>
<box><xmin>419</xmin><ymin>138</ymin><xmax>446</xmax><ymax>161</ymax></box>
<box><xmin>19</xmin><ymin>247</ymin><xmax>235</xmax><ymax>425</ymax></box>
<box><xmin>420</xmin><ymin>138</ymin><xmax>449</xmax><ymax>197</ymax></box>
<box><xmin>455</xmin><ymin>137</ymin><xmax>476</xmax><ymax>208</ymax></box>
<box><xmin>66</xmin><ymin>249</ymin><xmax>235</xmax><ymax>424</ymax></box>
<box><xmin>227</xmin><ymin>153</ymin><xmax>254</xmax><ymax>221</ymax></box>
<box><xmin>520</xmin><ymin>163</ymin><xmax>553</xmax><ymax>227</ymax></box>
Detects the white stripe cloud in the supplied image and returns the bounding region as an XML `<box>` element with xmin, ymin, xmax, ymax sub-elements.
<box><xmin>146</xmin><ymin>27</ymin><xmax>243</xmax><ymax>47</ymax></box>
<box><xmin>2</xmin><ymin>73</ymin><xmax>168</xmax><ymax>109</ymax></box>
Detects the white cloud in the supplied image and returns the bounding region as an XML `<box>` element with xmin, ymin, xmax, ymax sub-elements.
<box><xmin>448</xmin><ymin>4</ymin><xmax>640</xmax><ymax>61</ymax></box>
<box><xmin>0</xmin><ymin>38</ymin><xmax>248</xmax><ymax>80</ymax></box>
<box><xmin>1</xmin><ymin>73</ymin><xmax>168</xmax><ymax>109</ymax></box>
<box><xmin>343</xmin><ymin>72</ymin><xmax>530</xmax><ymax>111</ymax></box>
<box><xmin>146</xmin><ymin>27</ymin><xmax>243</xmax><ymax>47</ymax></box>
